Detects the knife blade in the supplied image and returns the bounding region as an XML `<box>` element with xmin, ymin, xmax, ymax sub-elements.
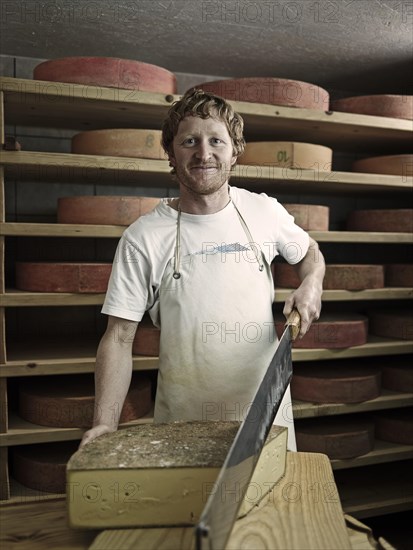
<box><xmin>195</xmin><ymin>309</ymin><xmax>300</xmax><ymax>550</ymax></box>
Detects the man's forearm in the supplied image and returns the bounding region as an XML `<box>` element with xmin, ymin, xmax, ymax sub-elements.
<box><xmin>93</xmin><ymin>329</ymin><xmax>134</xmax><ymax>430</ymax></box>
<box><xmin>295</xmin><ymin>237</ymin><xmax>325</xmax><ymax>286</ymax></box>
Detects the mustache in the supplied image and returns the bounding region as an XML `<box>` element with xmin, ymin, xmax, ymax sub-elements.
<box><xmin>189</xmin><ymin>163</ymin><xmax>221</xmax><ymax>169</ymax></box>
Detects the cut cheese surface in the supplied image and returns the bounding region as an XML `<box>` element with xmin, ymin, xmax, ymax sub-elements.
<box><xmin>71</xmin><ymin>129</ymin><xmax>167</xmax><ymax>159</ymax></box>
<box><xmin>238</xmin><ymin>142</ymin><xmax>332</xmax><ymax>170</ymax></box>
<box><xmin>193</xmin><ymin>77</ymin><xmax>329</xmax><ymax>110</ymax></box>
<box><xmin>369</xmin><ymin>310</ymin><xmax>413</xmax><ymax>340</ymax></box>
<box><xmin>18</xmin><ymin>374</ymin><xmax>152</xmax><ymax>428</ymax></box>
<box><xmin>283</xmin><ymin>203</ymin><xmax>329</xmax><ymax>231</ymax></box>
<box><xmin>15</xmin><ymin>261</ymin><xmax>112</xmax><ymax>293</ymax></box>
<box><xmin>347</xmin><ymin>209</ymin><xmax>413</xmax><ymax>233</ymax></box>
<box><xmin>33</xmin><ymin>56</ymin><xmax>177</xmax><ymax>93</ymax></box>
<box><xmin>295</xmin><ymin>416</ymin><xmax>375</xmax><ymax>459</ymax></box>
<box><xmin>67</xmin><ymin>422</ymin><xmax>287</xmax><ymax>528</ymax></box>
<box><xmin>57</xmin><ymin>196</ymin><xmax>160</xmax><ymax>226</ymax></box>
<box><xmin>13</xmin><ymin>441</ymin><xmax>79</xmax><ymax>493</ymax></box>
<box><xmin>274</xmin><ymin>263</ymin><xmax>384</xmax><ymax>290</ymax></box>
<box><xmin>331</xmin><ymin>94</ymin><xmax>413</xmax><ymax>120</ymax></box>
<box><xmin>275</xmin><ymin>313</ymin><xmax>368</xmax><ymax>349</ymax></box>
<box><xmin>352</xmin><ymin>154</ymin><xmax>413</xmax><ymax>176</ymax></box>
<box><xmin>291</xmin><ymin>363</ymin><xmax>381</xmax><ymax>403</ymax></box>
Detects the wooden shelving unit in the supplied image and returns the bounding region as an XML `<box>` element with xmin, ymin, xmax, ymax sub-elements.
<box><xmin>0</xmin><ymin>77</ymin><xmax>412</xmax><ymax>520</ymax></box>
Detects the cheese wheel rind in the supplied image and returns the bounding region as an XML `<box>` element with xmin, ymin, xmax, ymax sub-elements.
<box><xmin>57</xmin><ymin>196</ymin><xmax>160</xmax><ymax>226</ymax></box>
<box><xmin>369</xmin><ymin>311</ymin><xmax>413</xmax><ymax>340</ymax></box>
<box><xmin>33</xmin><ymin>57</ymin><xmax>177</xmax><ymax>93</ymax></box>
<box><xmin>193</xmin><ymin>77</ymin><xmax>329</xmax><ymax>111</ymax></box>
<box><xmin>352</xmin><ymin>154</ymin><xmax>413</xmax><ymax>176</ymax></box>
<box><xmin>283</xmin><ymin>203</ymin><xmax>330</xmax><ymax>231</ymax></box>
<box><xmin>374</xmin><ymin>409</ymin><xmax>413</xmax><ymax>445</ymax></box>
<box><xmin>132</xmin><ymin>319</ymin><xmax>160</xmax><ymax>356</ymax></box>
<box><xmin>385</xmin><ymin>264</ymin><xmax>413</xmax><ymax>287</ymax></box>
<box><xmin>71</xmin><ymin>129</ymin><xmax>167</xmax><ymax>159</ymax></box>
<box><xmin>347</xmin><ymin>209</ymin><xmax>413</xmax><ymax>233</ymax></box>
<box><xmin>381</xmin><ymin>364</ymin><xmax>413</xmax><ymax>393</ymax></box>
<box><xmin>15</xmin><ymin>262</ymin><xmax>112</xmax><ymax>293</ymax></box>
<box><xmin>238</xmin><ymin>142</ymin><xmax>332</xmax><ymax>170</ymax></box>
<box><xmin>331</xmin><ymin>95</ymin><xmax>413</xmax><ymax>120</ymax></box>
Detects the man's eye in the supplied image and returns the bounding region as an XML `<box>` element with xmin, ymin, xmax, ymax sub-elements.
<box><xmin>183</xmin><ymin>138</ymin><xmax>196</xmax><ymax>145</ymax></box>
<box><xmin>212</xmin><ymin>138</ymin><xmax>223</xmax><ymax>144</ymax></box>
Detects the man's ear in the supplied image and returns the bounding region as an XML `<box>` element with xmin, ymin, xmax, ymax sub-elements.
<box><xmin>168</xmin><ymin>154</ymin><xmax>176</xmax><ymax>168</ymax></box>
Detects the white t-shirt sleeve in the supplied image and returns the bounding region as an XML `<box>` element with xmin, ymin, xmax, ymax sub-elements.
<box><xmin>101</xmin><ymin>235</ymin><xmax>152</xmax><ymax>322</ymax></box>
<box><xmin>272</xmin><ymin>198</ymin><xmax>310</xmax><ymax>265</ymax></box>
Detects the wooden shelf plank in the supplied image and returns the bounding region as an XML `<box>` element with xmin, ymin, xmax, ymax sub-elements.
<box><xmin>331</xmin><ymin>440</ymin><xmax>413</xmax><ymax>470</ymax></box>
<box><xmin>2</xmin><ymin>287</ymin><xmax>412</xmax><ymax>307</ymax></box>
<box><xmin>335</xmin><ymin>461</ymin><xmax>413</xmax><ymax>518</ymax></box>
<box><xmin>1</xmin><ymin>77</ymin><xmax>411</xmax><ymax>152</ymax></box>
<box><xmin>2</xmin><ymin>223</ymin><xmax>412</xmax><ymax>244</ymax></box>
<box><xmin>293</xmin><ymin>390</ymin><xmax>413</xmax><ymax>419</ymax></box>
<box><xmin>1</xmin><ymin>151</ymin><xmax>412</xmax><ymax>194</ymax></box>
<box><xmin>0</xmin><ymin>410</ymin><xmax>154</xmax><ymax>447</ymax></box>
<box><xmin>0</xmin><ymin>222</ymin><xmax>124</xmax><ymax>238</ymax></box>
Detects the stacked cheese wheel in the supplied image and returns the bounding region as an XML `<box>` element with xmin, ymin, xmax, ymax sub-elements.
<box><xmin>331</xmin><ymin>94</ymin><xmax>413</xmax><ymax>120</ymax></box>
<box><xmin>238</xmin><ymin>142</ymin><xmax>332</xmax><ymax>171</ymax></box>
<box><xmin>71</xmin><ymin>129</ymin><xmax>167</xmax><ymax>159</ymax></box>
<box><xmin>16</xmin><ymin>262</ymin><xmax>112</xmax><ymax>293</ymax></box>
<box><xmin>133</xmin><ymin>317</ymin><xmax>160</xmax><ymax>356</ymax></box>
<box><xmin>347</xmin><ymin>209</ymin><xmax>413</xmax><ymax>233</ymax></box>
<box><xmin>369</xmin><ymin>310</ymin><xmax>413</xmax><ymax>340</ymax></box>
<box><xmin>275</xmin><ymin>313</ymin><xmax>368</xmax><ymax>349</ymax></box>
<box><xmin>57</xmin><ymin>196</ymin><xmax>160</xmax><ymax>226</ymax></box>
<box><xmin>274</xmin><ymin>263</ymin><xmax>385</xmax><ymax>290</ymax></box>
<box><xmin>283</xmin><ymin>203</ymin><xmax>329</xmax><ymax>231</ymax></box>
<box><xmin>18</xmin><ymin>374</ymin><xmax>152</xmax><ymax>428</ymax></box>
<box><xmin>381</xmin><ymin>362</ymin><xmax>413</xmax><ymax>392</ymax></box>
<box><xmin>374</xmin><ymin>409</ymin><xmax>413</xmax><ymax>445</ymax></box>
<box><xmin>192</xmin><ymin>77</ymin><xmax>329</xmax><ymax>110</ymax></box>
<box><xmin>385</xmin><ymin>264</ymin><xmax>413</xmax><ymax>287</ymax></box>
<box><xmin>33</xmin><ymin>57</ymin><xmax>177</xmax><ymax>93</ymax></box>
<box><xmin>352</xmin><ymin>154</ymin><xmax>413</xmax><ymax>176</ymax></box>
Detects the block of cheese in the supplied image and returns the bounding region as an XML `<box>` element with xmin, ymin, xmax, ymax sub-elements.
<box><xmin>275</xmin><ymin>313</ymin><xmax>368</xmax><ymax>349</ymax></box>
<box><xmin>193</xmin><ymin>77</ymin><xmax>329</xmax><ymax>111</ymax></box>
<box><xmin>381</xmin><ymin>363</ymin><xmax>413</xmax><ymax>393</ymax></box>
<box><xmin>295</xmin><ymin>416</ymin><xmax>375</xmax><ymax>459</ymax></box>
<box><xmin>67</xmin><ymin>422</ymin><xmax>288</xmax><ymax>528</ymax></box>
<box><xmin>13</xmin><ymin>441</ymin><xmax>79</xmax><ymax>493</ymax></box>
<box><xmin>71</xmin><ymin>129</ymin><xmax>167</xmax><ymax>159</ymax></box>
<box><xmin>352</xmin><ymin>154</ymin><xmax>413</xmax><ymax>176</ymax></box>
<box><xmin>133</xmin><ymin>318</ymin><xmax>160</xmax><ymax>356</ymax></box>
<box><xmin>33</xmin><ymin>57</ymin><xmax>177</xmax><ymax>93</ymax></box>
<box><xmin>385</xmin><ymin>264</ymin><xmax>413</xmax><ymax>287</ymax></box>
<box><xmin>331</xmin><ymin>94</ymin><xmax>413</xmax><ymax>120</ymax></box>
<box><xmin>291</xmin><ymin>363</ymin><xmax>381</xmax><ymax>403</ymax></box>
<box><xmin>347</xmin><ymin>209</ymin><xmax>413</xmax><ymax>233</ymax></box>
<box><xmin>238</xmin><ymin>142</ymin><xmax>332</xmax><ymax>170</ymax></box>
<box><xmin>369</xmin><ymin>310</ymin><xmax>413</xmax><ymax>340</ymax></box>
<box><xmin>57</xmin><ymin>196</ymin><xmax>160</xmax><ymax>226</ymax></box>
<box><xmin>15</xmin><ymin>261</ymin><xmax>112</xmax><ymax>293</ymax></box>
<box><xmin>283</xmin><ymin>203</ymin><xmax>329</xmax><ymax>231</ymax></box>
<box><xmin>374</xmin><ymin>409</ymin><xmax>413</xmax><ymax>445</ymax></box>
<box><xmin>18</xmin><ymin>374</ymin><xmax>152</xmax><ymax>428</ymax></box>
<box><xmin>274</xmin><ymin>263</ymin><xmax>384</xmax><ymax>290</ymax></box>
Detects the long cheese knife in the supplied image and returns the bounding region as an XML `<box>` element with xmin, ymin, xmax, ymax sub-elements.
<box><xmin>195</xmin><ymin>309</ymin><xmax>301</xmax><ymax>550</ymax></box>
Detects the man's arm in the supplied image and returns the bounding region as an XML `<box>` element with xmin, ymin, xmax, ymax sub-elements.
<box><xmin>79</xmin><ymin>315</ymin><xmax>138</xmax><ymax>447</ymax></box>
<box><xmin>283</xmin><ymin>237</ymin><xmax>325</xmax><ymax>338</ymax></box>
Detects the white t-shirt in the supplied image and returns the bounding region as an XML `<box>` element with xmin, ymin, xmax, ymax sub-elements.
<box><xmin>102</xmin><ymin>186</ymin><xmax>310</xmax><ymax>322</ymax></box>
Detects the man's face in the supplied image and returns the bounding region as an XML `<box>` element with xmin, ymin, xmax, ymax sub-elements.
<box><xmin>169</xmin><ymin>114</ymin><xmax>237</xmax><ymax>196</ymax></box>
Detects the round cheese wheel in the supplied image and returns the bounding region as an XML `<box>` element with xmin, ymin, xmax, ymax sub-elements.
<box><xmin>331</xmin><ymin>95</ymin><xmax>413</xmax><ymax>120</ymax></box>
<box><xmin>275</xmin><ymin>313</ymin><xmax>368</xmax><ymax>349</ymax></box>
<box><xmin>283</xmin><ymin>204</ymin><xmax>329</xmax><ymax>231</ymax></box>
<box><xmin>352</xmin><ymin>154</ymin><xmax>413</xmax><ymax>176</ymax></box>
<box><xmin>369</xmin><ymin>311</ymin><xmax>413</xmax><ymax>340</ymax></box>
<box><xmin>133</xmin><ymin>318</ymin><xmax>160</xmax><ymax>356</ymax></box>
<box><xmin>15</xmin><ymin>262</ymin><xmax>112</xmax><ymax>293</ymax></box>
<box><xmin>193</xmin><ymin>78</ymin><xmax>329</xmax><ymax>111</ymax></box>
<box><xmin>347</xmin><ymin>209</ymin><xmax>413</xmax><ymax>233</ymax></box>
<box><xmin>13</xmin><ymin>441</ymin><xmax>79</xmax><ymax>493</ymax></box>
<box><xmin>381</xmin><ymin>363</ymin><xmax>413</xmax><ymax>393</ymax></box>
<box><xmin>291</xmin><ymin>363</ymin><xmax>381</xmax><ymax>403</ymax></box>
<box><xmin>18</xmin><ymin>374</ymin><xmax>152</xmax><ymax>428</ymax></box>
<box><xmin>385</xmin><ymin>264</ymin><xmax>413</xmax><ymax>287</ymax></box>
<box><xmin>374</xmin><ymin>409</ymin><xmax>413</xmax><ymax>445</ymax></box>
<box><xmin>238</xmin><ymin>142</ymin><xmax>332</xmax><ymax>170</ymax></box>
<box><xmin>295</xmin><ymin>417</ymin><xmax>375</xmax><ymax>459</ymax></box>
<box><xmin>273</xmin><ymin>263</ymin><xmax>384</xmax><ymax>290</ymax></box>
<box><xmin>57</xmin><ymin>196</ymin><xmax>160</xmax><ymax>226</ymax></box>
<box><xmin>71</xmin><ymin>129</ymin><xmax>167</xmax><ymax>159</ymax></box>
<box><xmin>33</xmin><ymin>57</ymin><xmax>177</xmax><ymax>93</ymax></box>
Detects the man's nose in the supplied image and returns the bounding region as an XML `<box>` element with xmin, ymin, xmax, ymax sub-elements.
<box><xmin>194</xmin><ymin>140</ymin><xmax>213</xmax><ymax>161</ymax></box>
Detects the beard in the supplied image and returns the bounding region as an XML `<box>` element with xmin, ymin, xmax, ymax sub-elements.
<box><xmin>175</xmin><ymin>161</ymin><xmax>233</xmax><ymax>196</ymax></box>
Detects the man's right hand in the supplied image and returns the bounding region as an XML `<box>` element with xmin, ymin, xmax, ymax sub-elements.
<box><xmin>79</xmin><ymin>424</ymin><xmax>115</xmax><ymax>448</ymax></box>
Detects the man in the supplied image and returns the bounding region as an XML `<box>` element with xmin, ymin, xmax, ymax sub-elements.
<box><xmin>80</xmin><ymin>89</ymin><xmax>325</xmax><ymax>450</ymax></box>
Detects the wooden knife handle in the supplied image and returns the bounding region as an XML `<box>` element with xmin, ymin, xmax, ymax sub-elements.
<box><xmin>286</xmin><ymin>309</ymin><xmax>301</xmax><ymax>341</ymax></box>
